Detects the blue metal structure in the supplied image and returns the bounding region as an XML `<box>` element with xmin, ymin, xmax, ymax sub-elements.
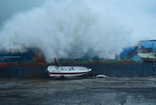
<box><xmin>0</xmin><ymin>41</ymin><xmax>156</xmax><ymax>78</ymax></box>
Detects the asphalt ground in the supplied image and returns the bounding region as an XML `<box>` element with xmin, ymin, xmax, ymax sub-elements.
<box><xmin>0</xmin><ymin>77</ymin><xmax>156</xmax><ymax>105</ymax></box>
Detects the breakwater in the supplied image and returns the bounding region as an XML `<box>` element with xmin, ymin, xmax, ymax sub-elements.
<box><xmin>0</xmin><ymin>63</ymin><xmax>155</xmax><ymax>78</ymax></box>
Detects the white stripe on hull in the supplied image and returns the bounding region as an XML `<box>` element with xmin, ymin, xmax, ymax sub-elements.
<box><xmin>49</xmin><ymin>72</ymin><xmax>88</xmax><ymax>77</ymax></box>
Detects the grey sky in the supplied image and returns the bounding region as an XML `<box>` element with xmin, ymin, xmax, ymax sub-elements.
<box><xmin>1</xmin><ymin>0</ymin><xmax>156</xmax><ymax>27</ymax></box>
<box><xmin>0</xmin><ymin>0</ymin><xmax>46</xmax><ymax>26</ymax></box>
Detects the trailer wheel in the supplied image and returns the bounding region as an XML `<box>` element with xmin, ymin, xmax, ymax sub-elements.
<box><xmin>60</xmin><ymin>76</ymin><xmax>65</xmax><ymax>79</ymax></box>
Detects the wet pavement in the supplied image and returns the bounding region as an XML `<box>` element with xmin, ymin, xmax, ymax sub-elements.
<box><xmin>0</xmin><ymin>77</ymin><xmax>156</xmax><ymax>105</ymax></box>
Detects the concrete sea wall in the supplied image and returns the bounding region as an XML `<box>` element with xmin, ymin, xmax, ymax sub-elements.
<box><xmin>0</xmin><ymin>63</ymin><xmax>155</xmax><ymax>78</ymax></box>
<box><xmin>0</xmin><ymin>66</ymin><xmax>48</xmax><ymax>78</ymax></box>
<box><xmin>87</xmin><ymin>63</ymin><xmax>156</xmax><ymax>77</ymax></box>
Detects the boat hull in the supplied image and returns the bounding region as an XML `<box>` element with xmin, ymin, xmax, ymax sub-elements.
<box><xmin>47</xmin><ymin>66</ymin><xmax>91</xmax><ymax>77</ymax></box>
<box><xmin>138</xmin><ymin>53</ymin><xmax>156</xmax><ymax>62</ymax></box>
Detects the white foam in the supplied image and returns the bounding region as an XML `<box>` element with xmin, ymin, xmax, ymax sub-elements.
<box><xmin>0</xmin><ymin>0</ymin><xmax>156</xmax><ymax>62</ymax></box>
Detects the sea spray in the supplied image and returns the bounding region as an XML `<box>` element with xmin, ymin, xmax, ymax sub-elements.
<box><xmin>0</xmin><ymin>0</ymin><xmax>156</xmax><ymax>62</ymax></box>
